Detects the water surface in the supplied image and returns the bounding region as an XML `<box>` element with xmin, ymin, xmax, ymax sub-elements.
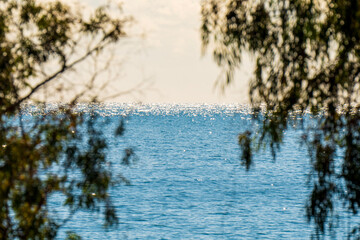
<box><xmin>37</xmin><ymin>103</ymin><xmax>350</xmax><ymax>239</ymax></box>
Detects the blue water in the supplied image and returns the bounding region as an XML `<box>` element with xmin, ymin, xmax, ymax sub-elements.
<box><xmin>38</xmin><ymin>104</ymin><xmax>350</xmax><ymax>239</ymax></box>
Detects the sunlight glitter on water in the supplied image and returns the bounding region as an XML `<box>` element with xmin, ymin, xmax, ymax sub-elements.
<box><xmin>17</xmin><ymin>103</ymin><xmax>350</xmax><ymax>239</ymax></box>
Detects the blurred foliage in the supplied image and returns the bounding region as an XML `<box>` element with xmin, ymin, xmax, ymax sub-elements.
<box><xmin>0</xmin><ymin>0</ymin><xmax>134</xmax><ymax>239</ymax></box>
<box><xmin>65</xmin><ymin>231</ymin><xmax>82</xmax><ymax>240</ymax></box>
<box><xmin>202</xmin><ymin>0</ymin><xmax>360</xmax><ymax>238</ymax></box>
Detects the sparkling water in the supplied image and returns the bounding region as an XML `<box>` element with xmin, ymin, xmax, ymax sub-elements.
<box><xmin>34</xmin><ymin>103</ymin><xmax>350</xmax><ymax>239</ymax></box>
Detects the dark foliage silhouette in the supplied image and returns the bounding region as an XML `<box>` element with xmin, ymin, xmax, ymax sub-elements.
<box><xmin>202</xmin><ymin>0</ymin><xmax>360</xmax><ymax>238</ymax></box>
<box><xmin>0</xmin><ymin>0</ymin><xmax>134</xmax><ymax>239</ymax></box>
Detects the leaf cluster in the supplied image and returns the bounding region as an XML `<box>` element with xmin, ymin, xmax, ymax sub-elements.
<box><xmin>202</xmin><ymin>0</ymin><xmax>360</xmax><ymax>238</ymax></box>
<box><xmin>0</xmin><ymin>0</ymin><xmax>132</xmax><ymax>239</ymax></box>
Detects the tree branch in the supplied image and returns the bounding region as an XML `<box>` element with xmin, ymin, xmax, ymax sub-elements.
<box><xmin>6</xmin><ymin>40</ymin><xmax>111</xmax><ymax>112</ymax></box>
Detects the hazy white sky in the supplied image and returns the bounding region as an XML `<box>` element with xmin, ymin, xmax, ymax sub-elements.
<box><xmin>85</xmin><ymin>0</ymin><xmax>253</xmax><ymax>103</ymax></box>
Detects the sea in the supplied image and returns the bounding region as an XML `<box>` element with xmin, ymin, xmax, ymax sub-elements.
<box><xmin>26</xmin><ymin>103</ymin><xmax>353</xmax><ymax>239</ymax></box>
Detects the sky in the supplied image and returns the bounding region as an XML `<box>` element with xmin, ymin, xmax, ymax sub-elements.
<box><xmin>83</xmin><ymin>0</ymin><xmax>253</xmax><ymax>103</ymax></box>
